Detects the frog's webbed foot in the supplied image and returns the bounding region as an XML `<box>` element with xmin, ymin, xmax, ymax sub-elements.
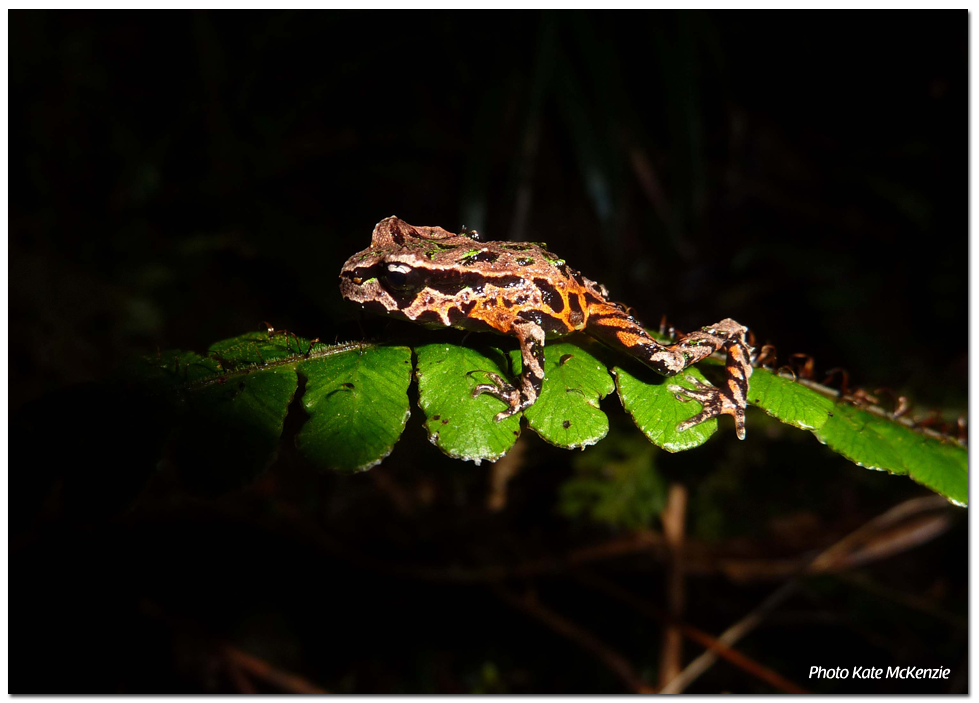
<box><xmin>471</xmin><ymin>371</ymin><xmax>529</xmax><ymax>422</ymax></box>
<box><xmin>669</xmin><ymin>374</ymin><xmax>748</xmax><ymax>440</ymax></box>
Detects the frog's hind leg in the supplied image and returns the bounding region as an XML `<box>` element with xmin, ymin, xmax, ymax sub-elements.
<box><xmin>586</xmin><ymin>308</ymin><xmax>753</xmax><ymax>439</ymax></box>
<box><xmin>471</xmin><ymin>318</ymin><xmax>546</xmax><ymax>422</ymax></box>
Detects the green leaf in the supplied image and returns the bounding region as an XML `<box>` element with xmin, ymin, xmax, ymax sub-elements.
<box><xmin>296</xmin><ymin>346</ymin><xmax>412</xmax><ymax>473</ymax></box>
<box><xmin>813</xmin><ymin>402</ymin><xmax>968</xmax><ymax>506</ymax></box>
<box><xmin>119</xmin><ymin>330</ymin><xmax>967</xmax><ymax>506</ymax></box>
<box><xmin>415</xmin><ymin>343</ymin><xmax>521</xmax><ymax>464</ymax></box>
<box><xmin>209</xmin><ymin>330</ymin><xmax>314</xmax><ymax>365</ymax></box>
<box><xmin>612</xmin><ymin>362</ymin><xmax>718</xmax><ymax>452</ymax></box>
<box><xmin>740</xmin><ymin>366</ymin><xmax>838</xmax><ymax>431</ymax></box>
<box><xmin>514</xmin><ymin>340</ymin><xmax>615</xmax><ymax>450</ymax></box>
<box><xmin>173</xmin><ymin>334</ymin><xmax>304</xmax><ymax>492</ymax></box>
<box><xmin>181</xmin><ymin>366</ymin><xmax>298</xmax><ymax>469</ymax></box>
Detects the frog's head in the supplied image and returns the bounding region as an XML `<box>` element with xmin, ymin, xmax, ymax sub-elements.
<box><xmin>339</xmin><ymin>216</ymin><xmax>461</xmax><ymax>311</ymax></box>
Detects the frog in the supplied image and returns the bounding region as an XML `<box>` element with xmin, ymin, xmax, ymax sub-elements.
<box><xmin>339</xmin><ymin>216</ymin><xmax>753</xmax><ymax>439</ymax></box>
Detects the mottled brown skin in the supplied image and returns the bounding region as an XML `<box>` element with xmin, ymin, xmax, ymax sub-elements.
<box><xmin>340</xmin><ymin>216</ymin><xmax>753</xmax><ymax>437</ymax></box>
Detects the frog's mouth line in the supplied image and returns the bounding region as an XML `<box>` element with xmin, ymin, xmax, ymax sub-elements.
<box><xmin>339</xmin><ymin>265</ymin><xmax>389</xmax><ymax>304</ymax></box>
<box><xmin>340</xmin><ymin>264</ymin><xmax>426</xmax><ymax>312</ymax></box>
<box><xmin>339</xmin><ymin>264</ymin><xmax>384</xmax><ymax>288</ymax></box>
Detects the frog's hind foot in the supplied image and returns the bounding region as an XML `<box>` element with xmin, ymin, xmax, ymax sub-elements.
<box><xmin>669</xmin><ymin>375</ymin><xmax>748</xmax><ymax>440</ymax></box>
<box><xmin>470</xmin><ymin>371</ymin><xmax>524</xmax><ymax>422</ymax></box>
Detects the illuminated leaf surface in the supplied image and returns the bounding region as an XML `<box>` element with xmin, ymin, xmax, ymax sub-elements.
<box><xmin>612</xmin><ymin>362</ymin><xmax>718</xmax><ymax>452</ymax></box>
<box><xmin>814</xmin><ymin>402</ymin><xmax>968</xmax><ymax>506</ymax></box>
<box><xmin>297</xmin><ymin>345</ymin><xmax>412</xmax><ymax>473</ymax></box>
<box><xmin>415</xmin><ymin>343</ymin><xmax>521</xmax><ymax>464</ymax></box>
<box><xmin>514</xmin><ymin>340</ymin><xmax>615</xmax><ymax>450</ymax></box>
<box><xmin>121</xmin><ymin>331</ymin><xmax>968</xmax><ymax>505</ymax></box>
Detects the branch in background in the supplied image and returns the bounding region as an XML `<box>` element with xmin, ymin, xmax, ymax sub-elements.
<box><xmin>270</xmin><ymin>490</ymin><xmax>953</xmax><ymax>589</ymax></box>
<box><xmin>575</xmin><ymin>572</ymin><xmax>808</xmax><ymax>695</ymax></box>
<box><xmin>720</xmin><ymin>509</ymin><xmax>954</xmax><ymax>583</ymax></box>
<box><xmin>657</xmin><ymin>483</ymin><xmax>687</xmax><ymax>689</ymax></box>
<box><xmin>492</xmin><ymin>585</ymin><xmax>653</xmax><ymax>694</ymax></box>
<box><xmin>487</xmin><ymin>436</ymin><xmax>528</xmax><ymax>512</ymax></box>
<box><xmin>223</xmin><ymin>646</ymin><xmax>329</xmax><ymax>695</ymax></box>
<box><xmin>659</xmin><ymin>495</ymin><xmax>952</xmax><ymax>694</ymax></box>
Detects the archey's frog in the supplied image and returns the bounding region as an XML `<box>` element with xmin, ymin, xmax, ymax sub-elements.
<box><xmin>339</xmin><ymin>216</ymin><xmax>753</xmax><ymax>438</ymax></box>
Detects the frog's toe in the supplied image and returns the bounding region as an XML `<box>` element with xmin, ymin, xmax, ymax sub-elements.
<box><xmin>669</xmin><ymin>379</ymin><xmax>715</xmax><ymax>404</ymax></box>
<box><xmin>492</xmin><ymin>406</ymin><xmax>521</xmax><ymax>422</ymax></box>
<box><xmin>470</xmin><ymin>371</ymin><xmax>511</xmax><ymax>398</ymax></box>
<box><xmin>472</xmin><ymin>382</ymin><xmax>502</xmax><ymax>399</ymax></box>
<box><xmin>468</xmin><ymin>370</ymin><xmax>507</xmax><ymax>387</ymax></box>
<box><xmin>676</xmin><ymin>407</ymin><xmax>714</xmax><ymax>433</ymax></box>
<box><xmin>673</xmin><ymin>382</ymin><xmax>748</xmax><ymax>440</ymax></box>
<box><xmin>470</xmin><ymin>372</ymin><xmax>523</xmax><ymax>420</ymax></box>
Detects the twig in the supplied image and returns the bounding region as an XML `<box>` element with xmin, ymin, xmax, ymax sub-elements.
<box><xmin>487</xmin><ymin>436</ymin><xmax>527</xmax><ymax>512</ymax></box>
<box><xmin>370</xmin><ymin>467</ymin><xmax>416</xmax><ymax>517</ymax></box>
<box><xmin>575</xmin><ymin>572</ymin><xmax>808</xmax><ymax>695</ymax></box>
<box><xmin>658</xmin><ymin>483</ymin><xmax>687</xmax><ymax>689</ymax></box>
<box><xmin>225</xmin><ymin>653</ymin><xmax>259</xmax><ymax>694</ymax></box>
<box><xmin>829</xmin><ymin>513</ymin><xmax>953</xmax><ymax>571</ymax></box>
<box><xmin>659</xmin><ymin>580</ymin><xmax>798</xmax><ymax>694</ymax></box>
<box><xmin>379</xmin><ymin>529</ymin><xmax>666</xmax><ymax>583</ymax></box>
<box><xmin>223</xmin><ymin>645</ymin><xmax>329</xmax><ymax>695</ymax></box>
<box><xmin>659</xmin><ymin>495</ymin><xmax>951</xmax><ymax>693</ymax></box>
<box><xmin>719</xmin><ymin>508</ymin><xmax>953</xmax><ymax>582</ymax></box>
<box><xmin>270</xmin><ymin>493</ymin><xmax>952</xmax><ymax>591</ymax></box>
<box><xmin>806</xmin><ymin>496</ymin><xmax>948</xmax><ymax>572</ymax></box>
<box><xmin>135</xmin><ymin>597</ymin><xmax>329</xmax><ymax>694</ymax></box>
<box><xmin>493</xmin><ymin>586</ymin><xmax>652</xmax><ymax>693</ymax></box>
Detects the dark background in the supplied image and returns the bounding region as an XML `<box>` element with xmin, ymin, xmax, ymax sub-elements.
<box><xmin>10</xmin><ymin>10</ymin><xmax>967</xmax><ymax>693</ymax></box>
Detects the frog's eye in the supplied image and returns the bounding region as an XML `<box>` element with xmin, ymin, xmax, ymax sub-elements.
<box><xmin>384</xmin><ymin>263</ymin><xmax>413</xmax><ymax>289</ymax></box>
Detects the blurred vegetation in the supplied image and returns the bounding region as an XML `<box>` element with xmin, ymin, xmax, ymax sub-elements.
<box><xmin>10</xmin><ymin>10</ymin><xmax>967</xmax><ymax>693</ymax></box>
<box><xmin>560</xmin><ymin>431</ymin><xmax>667</xmax><ymax>530</ymax></box>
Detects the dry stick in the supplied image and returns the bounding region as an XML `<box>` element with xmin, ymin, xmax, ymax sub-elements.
<box><xmin>822</xmin><ymin>512</ymin><xmax>952</xmax><ymax>572</ymax></box>
<box><xmin>493</xmin><ymin>586</ymin><xmax>653</xmax><ymax>694</ymax></box>
<box><xmin>223</xmin><ymin>645</ymin><xmax>329</xmax><ymax>695</ymax></box>
<box><xmin>659</xmin><ymin>495</ymin><xmax>951</xmax><ymax>694</ymax></box>
<box><xmin>136</xmin><ymin>598</ymin><xmax>329</xmax><ymax>694</ymax></box>
<box><xmin>806</xmin><ymin>495</ymin><xmax>949</xmax><ymax>572</ymax></box>
<box><xmin>387</xmin><ymin>529</ymin><xmax>666</xmax><ymax>584</ymax></box>
<box><xmin>658</xmin><ymin>483</ymin><xmax>688</xmax><ymax>689</ymax></box>
<box><xmin>276</xmin><ymin>497</ymin><xmax>949</xmax><ymax>589</ymax></box>
<box><xmin>487</xmin><ymin>436</ymin><xmax>527</xmax><ymax>512</ymax></box>
<box><xmin>720</xmin><ymin>511</ymin><xmax>953</xmax><ymax>583</ymax></box>
<box><xmin>225</xmin><ymin>654</ymin><xmax>259</xmax><ymax>695</ymax></box>
<box><xmin>575</xmin><ymin>572</ymin><xmax>809</xmax><ymax>695</ymax></box>
<box><xmin>660</xmin><ymin>580</ymin><xmax>799</xmax><ymax>694</ymax></box>
<box><xmin>370</xmin><ymin>467</ymin><xmax>417</xmax><ymax>517</ymax></box>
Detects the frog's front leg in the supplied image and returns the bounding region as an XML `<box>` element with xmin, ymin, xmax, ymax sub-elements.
<box><xmin>587</xmin><ymin>310</ymin><xmax>753</xmax><ymax>439</ymax></box>
<box><xmin>472</xmin><ymin>317</ymin><xmax>546</xmax><ymax>422</ymax></box>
